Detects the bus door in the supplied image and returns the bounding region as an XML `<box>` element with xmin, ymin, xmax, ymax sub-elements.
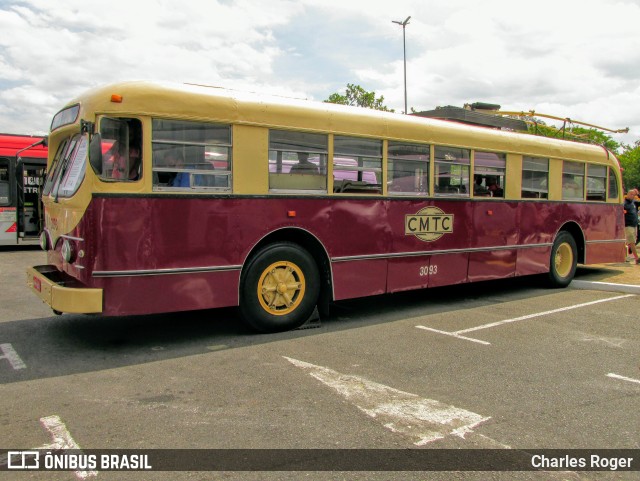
<box><xmin>0</xmin><ymin>156</ymin><xmax>18</xmax><ymax>245</ymax></box>
<box><xmin>16</xmin><ymin>161</ymin><xmax>45</xmax><ymax>241</ymax></box>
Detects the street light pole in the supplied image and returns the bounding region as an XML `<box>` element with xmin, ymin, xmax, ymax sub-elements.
<box><xmin>392</xmin><ymin>16</ymin><xmax>411</xmax><ymax>114</ymax></box>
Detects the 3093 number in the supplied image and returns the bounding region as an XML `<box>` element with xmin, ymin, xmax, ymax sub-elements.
<box><xmin>419</xmin><ymin>265</ymin><xmax>438</xmax><ymax>277</ymax></box>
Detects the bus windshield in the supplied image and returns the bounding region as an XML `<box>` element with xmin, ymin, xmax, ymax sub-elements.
<box><xmin>42</xmin><ymin>134</ymin><xmax>87</xmax><ymax>199</ymax></box>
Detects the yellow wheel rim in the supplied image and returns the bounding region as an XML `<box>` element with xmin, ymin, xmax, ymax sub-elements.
<box><xmin>257</xmin><ymin>261</ymin><xmax>306</xmax><ymax>316</ymax></box>
<box><xmin>555</xmin><ymin>242</ymin><xmax>573</xmax><ymax>278</ymax></box>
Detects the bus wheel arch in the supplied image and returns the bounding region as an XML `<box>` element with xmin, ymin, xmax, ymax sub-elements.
<box><xmin>547</xmin><ymin>226</ymin><xmax>581</xmax><ymax>288</ymax></box>
<box><xmin>240</xmin><ymin>229</ymin><xmax>332</xmax><ymax>332</ymax></box>
<box><xmin>556</xmin><ymin>221</ymin><xmax>585</xmax><ymax>264</ymax></box>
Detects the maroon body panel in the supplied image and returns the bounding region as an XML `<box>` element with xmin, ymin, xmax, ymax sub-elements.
<box><xmin>57</xmin><ymin>195</ymin><xmax>625</xmax><ymax>316</ymax></box>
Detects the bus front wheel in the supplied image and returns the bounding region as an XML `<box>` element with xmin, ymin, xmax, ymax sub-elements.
<box><xmin>240</xmin><ymin>243</ymin><xmax>320</xmax><ymax>333</ymax></box>
<box><xmin>547</xmin><ymin>232</ymin><xmax>577</xmax><ymax>288</ymax></box>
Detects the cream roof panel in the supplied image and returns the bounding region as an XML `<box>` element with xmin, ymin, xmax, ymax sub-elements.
<box><xmin>69</xmin><ymin>81</ymin><xmax>617</xmax><ymax>166</ymax></box>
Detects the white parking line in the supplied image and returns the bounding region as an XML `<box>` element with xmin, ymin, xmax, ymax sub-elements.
<box><xmin>607</xmin><ymin>373</ymin><xmax>640</xmax><ymax>386</ymax></box>
<box><xmin>417</xmin><ymin>294</ymin><xmax>633</xmax><ymax>344</ymax></box>
<box><xmin>457</xmin><ymin>295</ymin><xmax>634</xmax><ymax>334</ymax></box>
<box><xmin>415</xmin><ymin>326</ymin><xmax>491</xmax><ymax>345</ymax></box>
<box><xmin>39</xmin><ymin>415</ymin><xmax>98</xmax><ymax>479</ymax></box>
<box><xmin>284</xmin><ymin>357</ymin><xmax>490</xmax><ymax>445</ymax></box>
<box><xmin>0</xmin><ymin>343</ymin><xmax>26</xmax><ymax>370</ymax></box>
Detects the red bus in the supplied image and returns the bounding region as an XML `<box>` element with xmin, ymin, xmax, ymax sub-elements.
<box><xmin>27</xmin><ymin>82</ymin><xmax>625</xmax><ymax>331</ymax></box>
<box><xmin>0</xmin><ymin>133</ymin><xmax>47</xmax><ymax>246</ymax></box>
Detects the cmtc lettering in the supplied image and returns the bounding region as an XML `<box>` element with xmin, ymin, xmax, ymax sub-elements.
<box><xmin>405</xmin><ymin>206</ymin><xmax>454</xmax><ymax>242</ymax></box>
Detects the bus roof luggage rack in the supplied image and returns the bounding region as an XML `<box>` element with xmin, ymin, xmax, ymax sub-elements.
<box><xmin>412</xmin><ymin>104</ymin><xmax>528</xmax><ymax>132</ymax></box>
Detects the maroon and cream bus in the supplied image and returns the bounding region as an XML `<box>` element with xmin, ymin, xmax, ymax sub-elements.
<box><xmin>27</xmin><ymin>81</ymin><xmax>625</xmax><ymax>332</ymax></box>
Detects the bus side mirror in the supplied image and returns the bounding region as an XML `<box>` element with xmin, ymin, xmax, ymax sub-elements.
<box><xmin>89</xmin><ymin>133</ymin><xmax>103</xmax><ymax>174</ymax></box>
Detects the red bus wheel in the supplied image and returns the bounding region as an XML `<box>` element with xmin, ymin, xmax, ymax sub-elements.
<box><xmin>547</xmin><ymin>232</ymin><xmax>577</xmax><ymax>288</ymax></box>
<box><xmin>240</xmin><ymin>243</ymin><xmax>320</xmax><ymax>332</ymax></box>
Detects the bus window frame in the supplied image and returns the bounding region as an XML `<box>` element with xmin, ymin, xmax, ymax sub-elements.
<box><xmin>268</xmin><ymin>129</ymin><xmax>328</xmax><ymax>193</ymax></box>
<box><xmin>333</xmin><ymin>135</ymin><xmax>383</xmax><ymax>194</ymax></box>
<box><xmin>473</xmin><ymin>151</ymin><xmax>506</xmax><ymax>198</ymax></box>
<box><xmin>97</xmin><ymin>117</ymin><xmax>143</xmax><ymax>183</ymax></box>
<box><xmin>387</xmin><ymin>141</ymin><xmax>430</xmax><ymax>196</ymax></box>
<box><xmin>521</xmin><ymin>156</ymin><xmax>549</xmax><ymax>199</ymax></box>
<box><xmin>151</xmin><ymin>118</ymin><xmax>232</xmax><ymax>192</ymax></box>
<box><xmin>42</xmin><ymin>139</ymin><xmax>69</xmax><ymax>197</ymax></box>
<box><xmin>607</xmin><ymin>167</ymin><xmax>619</xmax><ymax>201</ymax></box>
<box><xmin>562</xmin><ymin>160</ymin><xmax>585</xmax><ymax>201</ymax></box>
<box><xmin>586</xmin><ymin>164</ymin><xmax>607</xmax><ymax>202</ymax></box>
<box><xmin>434</xmin><ymin>145</ymin><xmax>470</xmax><ymax>197</ymax></box>
<box><xmin>49</xmin><ymin>134</ymin><xmax>88</xmax><ymax>199</ymax></box>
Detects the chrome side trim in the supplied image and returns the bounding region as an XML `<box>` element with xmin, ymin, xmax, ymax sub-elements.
<box><xmin>60</xmin><ymin>234</ymin><xmax>84</xmax><ymax>242</ymax></box>
<box><xmin>331</xmin><ymin>243</ymin><xmax>553</xmax><ymax>263</ymax></box>
<box><xmin>93</xmin><ymin>264</ymin><xmax>242</xmax><ymax>278</ymax></box>
<box><xmin>585</xmin><ymin>238</ymin><xmax>626</xmax><ymax>244</ymax></box>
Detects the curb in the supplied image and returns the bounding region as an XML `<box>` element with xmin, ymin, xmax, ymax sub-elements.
<box><xmin>571</xmin><ymin>279</ymin><xmax>640</xmax><ymax>295</ymax></box>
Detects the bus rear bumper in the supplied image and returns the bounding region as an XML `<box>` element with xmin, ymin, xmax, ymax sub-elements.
<box><xmin>27</xmin><ymin>265</ymin><xmax>103</xmax><ymax>314</ymax></box>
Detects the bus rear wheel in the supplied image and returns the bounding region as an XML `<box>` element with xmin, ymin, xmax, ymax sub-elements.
<box><xmin>547</xmin><ymin>232</ymin><xmax>577</xmax><ymax>288</ymax></box>
<box><xmin>240</xmin><ymin>243</ymin><xmax>320</xmax><ymax>333</ymax></box>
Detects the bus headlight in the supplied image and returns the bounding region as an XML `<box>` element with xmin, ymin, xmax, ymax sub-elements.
<box><xmin>61</xmin><ymin>239</ymin><xmax>76</xmax><ymax>263</ymax></box>
<box><xmin>39</xmin><ymin>231</ymin><xmax>50</xmax><ymax>251</ymax></box>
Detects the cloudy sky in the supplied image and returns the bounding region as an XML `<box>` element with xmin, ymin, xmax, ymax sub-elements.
<box><xmin>1</xmin><ymin>0</ymin><xmax>639</xmax><ymax>145</ymax></box>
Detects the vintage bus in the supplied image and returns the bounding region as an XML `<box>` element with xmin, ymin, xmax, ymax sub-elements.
<box><xmin>0</xmin><ymin>133</ymin><xmax>47</xmax><ymax>246</ymax></box>
<box><xmin>27</xmin><ymin>81</ymin><xmax>625</xmax><ymax>332</ymax></box>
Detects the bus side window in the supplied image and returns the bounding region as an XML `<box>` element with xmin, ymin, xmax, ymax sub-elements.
<box><xmin>99</xmin><ymin>118</ymin><xmax>142</xmax><ymax>182</ymax></box>
<box><xmin>387</xmin><ymin>141</ymin><xmax>430</xmax><ymax>195</ymax></box>
<box><xmin>152</xmin><ymin>119</ymin><xmax>232</xmax><ymax>191</ymax></box>
<box><xmin>268</xmin><ymin>130</ymin><xmax>328</xmax><ymax>192</ymax></box>
<box><xmin>333</xmin><ymin>136</ymin><xmax>382</xmax><ymax>194</ymax></box>
<box><xmin>434</xmin><ymin>146</ymin><xmax>470</xmax><ymax>197</ymax></box>
<box><xmin>586</xmin><ymin>164</ymin><xmax>606</xmax><ymax>202</ymax></box>
<box><xmin>522</xmin><ymin>157</ymin><xmax>549</xmax><ymax>199</ymax></box>
<box><xmin>562</xmin><ymin>161</ymin><xmax>585</xmax><ymax>200</ymax></box>
<box><xmin>474</xmin><ymin>151</ymin><xmax>505</xmax><ymax>198</ymax></box>
<box><xmin>607</xmin><ymin>167</ymin><xmax>619</xmax><ymax>200</ymax></box>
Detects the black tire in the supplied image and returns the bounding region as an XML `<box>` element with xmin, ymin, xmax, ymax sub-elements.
<box><xmin>240</xmin><ymin>242</ymin><xmax>320</xmax><ymax>333</ymax></box>
<box><xmin>547</xmin><ymin>232</ymin><xmax>577</xmax><ymax>288</ymax></box>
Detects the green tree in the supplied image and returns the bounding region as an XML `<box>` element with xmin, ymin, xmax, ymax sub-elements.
<box><xmin>526</xmin><ymin>121</ymin><xmax>620</xmax><ymax>151</ymax></box>
<box><xmin>618</xmin><ymin>141</ymin><xmax>640</xmax><ymax>190</ymax></box>
<box><xmin>325</xmin><ymin>84</ymin><xmax>394</xmax><ymax>112</ymax></box>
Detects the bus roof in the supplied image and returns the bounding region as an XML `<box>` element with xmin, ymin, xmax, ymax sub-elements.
<box><xmin>68</xmin><ymin>81</ymin><xmax>618</xmax><ymax>166</ymax></box>
<box><xmin>0</xmin><ymin>133</ymin><xmax>47</xmax><ymax>159</ymax></box>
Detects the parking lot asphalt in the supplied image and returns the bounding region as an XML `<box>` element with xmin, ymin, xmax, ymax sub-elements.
<box><xmin>575</xmin><ymin>259</ymin><xmax>640</xmax><ymax>295</ymax></box>
<box><xmin>2</xmin><ymin>247</ymin><xmax>640</xmax><ymax>481</ymax></box>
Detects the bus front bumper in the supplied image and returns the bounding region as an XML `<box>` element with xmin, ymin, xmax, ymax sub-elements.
<box><xmin>27</xmin><ymin>265</ymin><xmax>103</xmax><ymax>314</ymax></box>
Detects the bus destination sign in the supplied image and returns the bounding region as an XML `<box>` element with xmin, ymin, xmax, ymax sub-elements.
<box><xmin>405</xmin><ymin>206</ymin><xmax>454</xmax><ymax>242</ymax></box>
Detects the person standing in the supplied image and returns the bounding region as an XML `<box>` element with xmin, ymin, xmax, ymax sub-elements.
<box><xmin>623</xmin><ymin>189</ymin><xmax>640</xmax><ymax>264</ymax></box>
